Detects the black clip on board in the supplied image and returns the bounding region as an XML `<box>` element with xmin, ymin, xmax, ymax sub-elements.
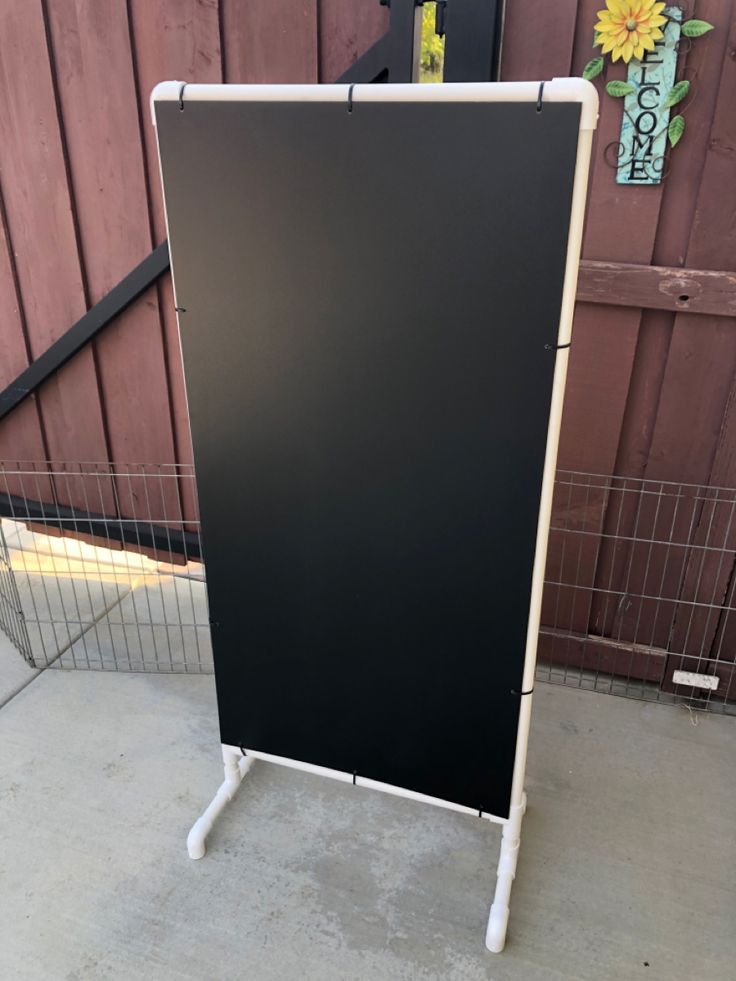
<box><xmin>152</xmin><ymin>78</ymin><xmax>597</xmax><ymax>953</ymax></box>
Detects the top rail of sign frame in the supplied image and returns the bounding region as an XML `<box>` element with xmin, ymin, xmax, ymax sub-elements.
<box><xmin>151</xmin><ymin>78</ymin><xmax>598</xmax><ymax>132</ymax></box>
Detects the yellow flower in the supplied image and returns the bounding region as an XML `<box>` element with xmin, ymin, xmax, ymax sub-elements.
<box><xmin>594</xmin><ymin>0</ymin><xmax>667</xmax><ymax>63</ymax></box>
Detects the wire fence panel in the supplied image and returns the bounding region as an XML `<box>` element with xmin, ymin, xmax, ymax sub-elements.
<box><xmin>0</xmin><ymin>462</ymin><xmax>209</xmax><ymax>673</ymax></box>
<box><xmin>0</xmin><ymin>521</ymin><xmax>34</xmax><ymax>665</ymax></box>
<box><xmin>540</xmin><ymin>471</ymin><xmax>736</xmax><ymax>716</ymax></box>
<box><xmin>0</xmin><ymin>462</ymin><xmax>734</xmax><ymax>714</ymax></box>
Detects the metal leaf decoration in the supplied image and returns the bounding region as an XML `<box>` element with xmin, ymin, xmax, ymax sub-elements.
<box><xmin>668</xmin><ymin>115</ymin><xmax>685</xmax><ymax>147</ymax></box>
<box><xmin>588</xmin><ymin>6</ymin><xmax>715</xmax><ymax>178</ymax></box>
<box><xmin>583</xmin><ymin>57</ymin><xmax>604</xmax><ymax>80</ymax></box>
<box><xmin>681</xmin><ymin>19</ymin><xmax>715</xmax><ymax>37</ymax></box>
<box><xmin>664</xmin><ymin>80</ymin><xmax>690</xmax><ymax>108</ymax></box>
<box><xmin>583</xmin><ymin>57</ymin><xmax>603</xmax><ymax>81</ymax></box>
<box><xmin>606</xmin><ymin>80</ymin><xmax>635</xmax><ymax>98</ymax></box>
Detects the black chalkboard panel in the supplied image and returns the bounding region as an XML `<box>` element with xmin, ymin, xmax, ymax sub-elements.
<box><xmin>156</xmin><ymin>94</ymin><xmax>580</xmax><ymax>819</ymax></box>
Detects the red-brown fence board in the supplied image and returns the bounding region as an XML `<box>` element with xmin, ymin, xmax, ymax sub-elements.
<box><xmin>317</xmin><ymin>0</ymin><xmax>388</xmax><ymax>82</ymax></box>
<box><xmin>500</xmin><ymin>0</ymin><xmax>578</xmax><ymax>81</ymax></box>
<box><xmin>553</xmin><ymin>36</ymin><xmax>668</xmax><ymax>642</ymax></box>
<box><xmin>128</xmin><ymin>0</ymin><xmax>224</xmax><ymax>527</ymax></box>
<box><xmin>129</xmin><ymin>0</ymin><xmax>224</xmax><ymax>243</ymax></box>
<box><xmin>0</xmin><ymin>203</ymin><xmax>49</xmax><ymax>498</ymax></box>
<box><xmin>46</xmin><ymin>0</ymin><xmax>178</xmax><ymax>523</ymax></box>
<box><xmin>223</xmin><ymin>0</ymin><xmax>318</xmax><ymax>83</ymax></box>
<box><xmin>0</xmin><ymin>1</ymin><xmax>113</xmax><ymax>511</ymax></box>
<box><xmin>652</xmin><ymin>9</ymin><xmax>736</xmax><ymax>677</ymax></box>
<box><xmin>652</xmin><ymin>0</ymin><xmax>731</xmax><ymax>268</ymax></box>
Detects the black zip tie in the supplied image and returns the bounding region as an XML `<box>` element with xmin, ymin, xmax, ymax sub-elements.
<box><xmin>511</xmin><ymin>687</ymin><xmax>534</xmax><ymax>696</ymax></box>
<box><xmin>478</xmin><ymin>806</ymin><xmax>484</xmax><ymax>818</ymax></box>
<box><xmin>175</xmin><ymin>306</ymin><xmax>186</xmax><ymax>313</ymax></box>
<box><xmin>178</xmin><ymin>82</ymin><xmax>187</xmax><ymax>111</ymax></box>
<box><xmin>352</xmin><ymin>770</ymin><xmax>357</xmax><ymax>785</ymax></box>
<box><xmin>545</xmin><ymin>341</ymin><xmax>571</xmax><ymax>351</ymax></box>
<box><xmin>240</xmin><ymin>746</ymin><xmax>247</xmax><ymax>757</ymax></box>
<box><xmin>347</xmin><ymin>83</ymin><xmax>356</xmax><ymax>114</ymax></box>
<box><xmin>536</xmin><ymin>81</ymin><xmax>545</xmax><ymax>113</ymax></box>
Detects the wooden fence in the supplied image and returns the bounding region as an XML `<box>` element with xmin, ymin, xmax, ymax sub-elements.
<box><xmin>1</xmin><ymin>1</ymin><xmax>735</xmax><ymax>692</ymax></box>
<box><xmin>501</xmin><ymin>0</ymin><xmax>736</xmax><ymax>694</ymax></box>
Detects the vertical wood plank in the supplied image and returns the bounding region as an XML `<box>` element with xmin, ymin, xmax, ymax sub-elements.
<box><xmin>129</xmin><ymin>0</ymin><xmax>223</xmax><ymax>524</ymax></box>
<box><xmin>500</xmin><ymin>0</ymin><xmax>579</xmax><ymax>81</ymax></box>
<box><xmin>553</xmin><ymin>0</ymin><xmax>667</xmax><ymax>639</ymax></box>
<box><xmin>0</xmin><ymin>193</ymin><xmax>50</xmax><ymax>498</ymax></box>
<box><xmin>129</xmin><ymin>0</ymin><xmax>222</xmax><ymax>242</ymax></box>
<box><xmin>317</xmin><ymin>0</ymin><xmax>388</xmax><ymax>83</ymax></box>
<box><xmin>644</xmin><ymin>6</ymin><xmax>736</xmax><ymax>672</ymax></box>
<box><xmin>0</xmin><ymin>0</ymin><xmax>111</xmax><ymax>507</ymax></box>
<box><xmin>501</xmin><ymin>0</ymin><xmax>626</xmax><ymax>641</ymax></box>
<box><xmin>614</xmin><ymin>0</ymin><xmax>732</xmax><ymax>481</ymax></box>
<box><xmin>652</xmin><ymin>0</ymin><xmax>733</xmax><ymax>269</ymax></box>
<box><xmin>223</xmin><ymin>0</ymin><xmax>318</xmax><ymax>83</ymax></box>
<box><xmin>705</xmin><ymin>387</ymin><xmax>736</xmax><ymax>700</ymax></box>
<box><xmin>46</xmin><ymin>0</ymin><xmax>178</xmax><ymax>521</ymax></box>
<box><xmin>553</xmin><ymin>0</ymin><xmax>649</xmax><ymax>480</ymax></box>
<box><xmin>561</xmin><ymin>0</ymin><xmax>689</xmax><ymax>471</ymax></box>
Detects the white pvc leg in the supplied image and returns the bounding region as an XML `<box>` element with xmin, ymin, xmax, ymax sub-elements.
<box><xmin>187</xmin><ymin>744</ymin><xmax>253</xmax><ymax>859</ymax></box>
<box><xmin>485</xmin><ymin>790</ymin><xmax>527</xmax><ymax>953</ymax></box>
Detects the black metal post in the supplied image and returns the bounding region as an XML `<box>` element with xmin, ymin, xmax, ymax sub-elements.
<box><xmin>442</xmin><ymin>0</ymin><xmax>505</xmax><ymax>82</ymax></box>
<box><xmin>337</xmin><ymin>0</ymin><xmax>421</xmax><ymax>84</ymax></box>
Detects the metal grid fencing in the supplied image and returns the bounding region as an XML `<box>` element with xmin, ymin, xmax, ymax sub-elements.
<box><xmin>0</xmin><ymin>520</ymin><xmax>33</xmax><ymax>663</ymax></box>
<box><xmin>0</xmin><ymin>462</ymin><xmax>209</xmax><ymax>673</ymax></box>
<box><xmin>540</xmin><ymin>471</ymin><xmax>736</xmax><ymax>716</ymax></box>
<box><xmin>0</xmin><ymin>461</ymin><xmax>734</xmax><ymax>715</ymax></box>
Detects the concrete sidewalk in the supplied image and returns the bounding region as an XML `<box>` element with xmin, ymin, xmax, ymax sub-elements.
<box><xmin>0</xmin><ymin>660</ymin><xmax>734</xmax><ymax>981</ymax></box>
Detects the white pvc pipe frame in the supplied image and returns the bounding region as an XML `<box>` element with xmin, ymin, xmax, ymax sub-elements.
<box><xmin>152</xmin><ymin>78</ymin><xmax>598</xmax><ymax>954</ymax></box>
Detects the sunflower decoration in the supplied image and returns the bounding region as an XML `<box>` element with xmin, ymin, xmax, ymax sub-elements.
<box><xmin>582</xmin><ymin>3</ymin><xmax>715</xmax><ymax>155</ymax></box>
<box><xmin>594</xmin><ymin>0</ymin><xmax>668</xmax><ymax>63</ymax></box>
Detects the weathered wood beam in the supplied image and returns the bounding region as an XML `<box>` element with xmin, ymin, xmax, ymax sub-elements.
<box><xmin>577</xmin><ymin>260</ymin><xmax>736</xmax><ymax>317</ymax></box>
<box><xmin>538</xmin><ymin>626</ymin><xmax>666</xmax><ymax>683</ymax></box>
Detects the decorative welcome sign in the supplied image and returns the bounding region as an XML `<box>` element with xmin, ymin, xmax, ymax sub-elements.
<box><xmin>617</xmin><ymin>6</ymin><xmax>681</xmax><ymax>183</ymax></box>
<box><xmin>583</xmin><ymin>2</ymin><xmax>714</xmax><ymax>185</ymax></box>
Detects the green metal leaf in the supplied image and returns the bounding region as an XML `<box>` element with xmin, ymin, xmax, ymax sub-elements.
<box><xmin>605</xmin><ymin>80</ymin><xmax>635</xmax><ymax>98</ymax></box>
<box><xmin>582</xmin><ymin>57</ymin><xmax>604</xmax><ymax>80</ymax></box>
<box><xmin>681</xmin><ymin>19</ymin><xmax>715</xmax><ymax>37</ymax></box>
<box><xmin>668</xmin><ymin>114</ymin><xmax>685</xmax><ymax>147</ymax></box>
<box><xmin>664</xmin><ymin>79</ymin><xmax>690</xmax><ymax>108</ymax></box>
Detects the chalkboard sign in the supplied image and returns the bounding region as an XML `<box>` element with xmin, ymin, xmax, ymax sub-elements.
<box><xmin>153</xmin><ymin>81</ymin><xmax>596</xmax><ymax>826</ymax></box>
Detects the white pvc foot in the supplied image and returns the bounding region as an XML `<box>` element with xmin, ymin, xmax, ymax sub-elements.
<box><xmin>485</xmin><ymin>791</ymin><xmax>527</xmax><ymax>953</ymax></box>
<box><xmin>187</xmin><ymin>745</ymin><xmax>253</xmax><ymax>859</ymax></box>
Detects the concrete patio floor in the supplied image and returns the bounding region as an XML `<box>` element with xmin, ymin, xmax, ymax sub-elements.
<box><xmin>0</xmin><ymin>634</ymin><xmax>734</xmax><ymax>980</ymax></box>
